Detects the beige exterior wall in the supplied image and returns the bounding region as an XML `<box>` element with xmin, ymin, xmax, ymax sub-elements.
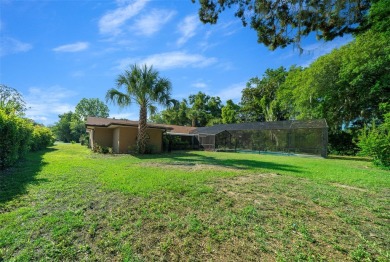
<box><xmin>93</xmin><ymin>128</ymin><xmax>114</xmax><ymax>147</ymax></box>
<box><xmin>113</xmin><ymin>128</ymin><xmax>120</xmax><ymax>153</ymax></box>
<box><xmin>146</xmin><ymin>128</ymin><xmax>163</xmax><ymax>153</ymax></box>
<box><xmin>90</xmin><ymin>126</ymin><xmax>164</xmax><ymax>154</ymax></box>
<box><xmin>118</xmin><ymin>127</ymin><xmax>138</xmax><ymax>153</ymax></box>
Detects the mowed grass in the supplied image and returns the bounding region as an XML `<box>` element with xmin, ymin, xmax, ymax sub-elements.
<box><xmin>0</xmin><ymin>143</ymin><xmax>389</xmax><ymax>261</ymax></box>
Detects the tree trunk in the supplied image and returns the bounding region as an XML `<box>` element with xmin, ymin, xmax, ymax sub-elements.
<box><xmin>137</xmin><ymin>105</ymin><xmax>148</xmax><ymax>154</ymax></box>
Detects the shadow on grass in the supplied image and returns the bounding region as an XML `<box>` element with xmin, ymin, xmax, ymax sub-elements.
<box><xmin>0</xmin><ymin>147</ymin><xmax>57</xmax><ymax>207</ymax></box>
<box><xmin>328</xmin><ymin>155</ymin><xmax>372</xmax><ymax>162</ymax></box>
<box><xmin>137</xmin><ymin>151</ymin><xmax>303</xmax><ymax>173</ymax></box>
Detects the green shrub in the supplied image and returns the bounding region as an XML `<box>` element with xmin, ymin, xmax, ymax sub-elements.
<box><xmin>358</xmin><ymin>113</ymin><xmax>390</xmax><ymax>168</ymax></box>
<box><xmin>30</xmin><ymin>125</ymin><xmax>55</xmax><ymax>151</ymax></box>
<box><xmin>328</xmin><ymin>131</ymin><xmax>359</xmax><ymax>155</ymax></box>
<box><xmin>0</xmin><ymin>109</ymin><xmax>33</xmax><ymax>169</ymax></box>
<box><xmin>79</xmin><ymin>133</ymin><xmax>89</xmax><ymax>147</ymax></box>
<box><xmin>93</xmin><ymin>143</ymin><xmax>112</xmax><ymax>154</ymax></box>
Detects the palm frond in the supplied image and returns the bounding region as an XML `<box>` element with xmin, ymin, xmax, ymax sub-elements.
<box><xmin>105</xmin><ymin>88</ymin><xmax>131</xmax><ymax>108</ymax></box>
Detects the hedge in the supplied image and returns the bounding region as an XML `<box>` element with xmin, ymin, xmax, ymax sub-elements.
<box><xmin>0</xmin><ymin>109</ymin><xmax>54</xmax><ymax>169</ymax></box>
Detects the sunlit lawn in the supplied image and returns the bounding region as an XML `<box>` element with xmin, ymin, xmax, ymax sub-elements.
<box><xmin>0</xmin><ymin>143</ymin><xmax>389</xmax><ymax>261</ymax></box>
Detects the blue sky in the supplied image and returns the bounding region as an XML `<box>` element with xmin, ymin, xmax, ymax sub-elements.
<box><xmin>0</xmin><ymin>0</ymin><xmax>351</xmax><ymax>125</ymax></box>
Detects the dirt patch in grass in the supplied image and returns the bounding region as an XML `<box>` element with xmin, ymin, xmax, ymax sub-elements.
<box><xmin>332</xmin><ymin>183</ymin><xmax>368</xmax><ymax>192</ymax></box>
<box><xmin>141</xmin><ymin>161</ymin><xmax>245</xmax><ymax>171</ymax></box>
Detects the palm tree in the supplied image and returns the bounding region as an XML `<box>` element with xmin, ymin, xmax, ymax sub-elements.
<box><xmin>106</xmin><ymin>64</ymin><xmax>172</xmax><ymax>154</ymax></box>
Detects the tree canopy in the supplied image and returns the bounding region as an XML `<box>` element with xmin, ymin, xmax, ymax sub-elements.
<box><xmin>0</xmin><ymin>84</ymin><xmax>27</xmax><ymax>115</ymax></box>
<box><xmin>74</xmin><ymin>98</ymin><xmax>109</xmax><ymax>121</ymax></box>
<box><xmin>192</xmin><ymin>0</ymin><xmax>371</xmax><ymax>50</ymax></box>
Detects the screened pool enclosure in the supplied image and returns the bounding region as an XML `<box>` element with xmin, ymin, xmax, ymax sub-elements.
<box><xmin>191</xmin><ymin>119</ymin><xmax>328</xmax><ymax>157</ymax></box>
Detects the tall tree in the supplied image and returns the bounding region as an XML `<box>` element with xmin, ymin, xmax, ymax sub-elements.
<box><xmin>106</xmin><ymin>64</ymin><xmax>172</xmax><ymax>154</ymax></box>
<box><xmin>192</xmin><ymin>0</ymin><xmax>370</xmax><ymax>50</ymax></box>
<box><xmin>221</xmin><ymin>99</ymin><xmax>240</xmax><ymax>124</ymax></box>
<box><xmin>240</xmin><ymin>67</ymin><xmax>289</xmax><ymax>122</ymax></box>
<box><xmin>188</xmin><ymin>91</ymin><xmax>223</xmax><ymax>126</ymax></box>
<box><xmin>74</xmin><ymin>98</ymin><xmax>109</xmax><ymax>121</ymax></box>
<box><xmin>151</xmin><ymin>99</ymin><xmax>192</xmax><ymax>126</ymax></box>
<box><xmin>0</xmin><ymin>84</ymin><xmax>26</xmax><ymax>115</ymax></box>
<box><xmin>52</xmin><ymin>112</ymin><xmax>82</xmax><ymax>143</ymax></box>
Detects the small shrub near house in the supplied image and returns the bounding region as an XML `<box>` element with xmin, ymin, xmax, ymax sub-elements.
<box><xmin>93</xmin><ymin>143</ymin><xmax>112</xmax><ymax>154</ymax></box>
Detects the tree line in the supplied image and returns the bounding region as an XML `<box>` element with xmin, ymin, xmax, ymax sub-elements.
<box><xmin>51</xmin><ymin>98</ymin><xmax>109</xmax><ymax>144</ymax></box>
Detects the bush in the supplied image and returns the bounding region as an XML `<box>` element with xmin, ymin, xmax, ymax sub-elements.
<box><xmin>358</xmin><ymin>113</ymin><xmax>390</xmax><ymax>168</ymax></box>
<box><xmin>328</xmin><ymin>131</ymin><xmax>359</xmax><ymax>155</ymax></box>
<box><xmin>93</xmin><ymin>143</ymin><xmax>112</xmax><ymax>154</ymax></box>
<box><xmin>79</xmin><ymin>133</ymin><xmax>89</xmax><ymax>147</ymax></box>
<box><xmin>30</xmin><ymin>125</ymin><xmax>55</xmax><ymax>151</ymax></box>
<box><xmin>0</xmin><ymin>109</ymin><xmax>33</xmax><ymax>169</ymax></box>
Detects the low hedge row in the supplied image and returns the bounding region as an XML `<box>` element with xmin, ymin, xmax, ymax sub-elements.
<box><xmin>0</xmin><ymin>109</ymin><xmax>55</xmax><ymax>169</ymax></box>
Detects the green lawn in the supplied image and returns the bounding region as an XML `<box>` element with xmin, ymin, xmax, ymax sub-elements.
<box><xmin>1</xmin><ymin>143</ymin><xmax>389</xmax><ymax>261</ymax></box>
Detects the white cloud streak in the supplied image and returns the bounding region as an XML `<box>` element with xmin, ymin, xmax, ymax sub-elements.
<box><xmin>177</xmin><ymin>15</ymin><xmax>199</xmax><ymax>46</ymax></box>
<box><xmin>0</xmin><ymin>37</ymin><xmax>32</xmax><ymax>56</ymax></box>
<box><xmin>118</xmin><ymin>51</ymin><xmax>217</xmax><ymax>71</ymax></box>
<box><xmin>133</xmin><ymin>9</ymin><xmax>175</xmax><ymax>36</ymax></box>
<box><xmin>53</xmin><ymin>42</ymin><xmax>89</xmax><ymax>52</ymax></box>
<box><xmin>191</xmin><ymin>82</ymin><xmax>208</xmax><ymax>89</ymax></box>
<box><xmin>99</xmin><ymin>0</ymin><xmax>149</xmax><ymax>35</ymax></box>
<box><xmin>110</xmin><ymin>112</ymin><xmax>138</xmax><ymax>120</ymax></box>
<box><xmin>215</xmin><ymin>82</ymin><xmax>245</xmax><ymax>102</ymax></box>
<box><xmin>24</xmin><ymin>86</ymin><xmax>77</xmax><ymax>125</ymax></box>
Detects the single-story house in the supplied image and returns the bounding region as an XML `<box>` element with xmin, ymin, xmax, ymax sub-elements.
<box><xmin>85</xmin><ymin>117</ymin><xmax>196</xmax><ymax>153</ymax></box>
<box><xmin>86</xmin><ymin>117</ymin><xmax>328</xmax><ymax>157</ymax></box>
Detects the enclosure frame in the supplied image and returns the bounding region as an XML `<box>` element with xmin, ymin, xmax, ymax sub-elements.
<box><xmin>191</xmin><ymin>119</ymin><xmax>328</xmax><ymax>157</ymax></box>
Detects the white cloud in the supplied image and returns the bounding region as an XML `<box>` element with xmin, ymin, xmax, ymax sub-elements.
<box><xmin>118</xmin><ymin>51</ymin><xmax>217</xmax><ymax>71</ymax></box>
<box><xmin>215</xmin><ymin>82</ymin><xmax>245</xmax><ymax>102</ymax></box>
<box><xmin>53</xmin><ymin>42</ymin><xmax>89</xmax><ymax>52</ymax></box>
<box><xmin>110</xmin><ymin>112</ymin><xmax>138</xmax><ymax>120</ymax></box>
<box><xmin>191</xmin><ymin>82</ymin><xmax>208</xmax><ymax>89</ymax></box>
<box><xmin>24</xmin><ymin>86</ymin><xmax>77</xmax><ymax>125</ymax></box>
<box><xmin>133</xmin><ymin>9</ymin><xmax>175</xmax><ymax>36</ymax></box>
<box><xmin>177</xmin><ymin>15</ymin><xmax>199</xmax><ymax>46</ymax></box>
<box><xmin>99</xmin><ymin>0</ymin><xmax>149</xmax><ymax>35</ymax></box>
<box><xmin>0</xmin><ymin>37</ymin><xmax>32</xmax><ymax>56</ymax></box>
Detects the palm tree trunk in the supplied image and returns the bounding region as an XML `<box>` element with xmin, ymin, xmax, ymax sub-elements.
<box><xmin>138</xmin><ymin>105</ymin><xmax>148</xmax><ymax>154</ymax></box>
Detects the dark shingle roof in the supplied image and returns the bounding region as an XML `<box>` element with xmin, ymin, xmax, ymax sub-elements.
<box><xmin>86</xmin><ymin>117</ymin><xmax>196</xmax><ymax>134</ymax></box>
<box><xmin>86</xmin><ymin>117</ymin><xmax>172</xmax><ymax>130</ymax></box>
<box><xmin>191</xmin><ymin>119</ymin><xmax>328</xmax><ymax>135</ymax></box>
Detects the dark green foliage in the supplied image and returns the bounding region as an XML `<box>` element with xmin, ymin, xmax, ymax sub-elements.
<box><xmin>0</xmin><ymin>109</ymin><xmax>33</xmax><ymax>169</ymax></box>
<box><xmin>193</xmin><ymin>0</ymin><xmax>370</xmax><ymax>50</ymax></box>
<box><xmin>328</xmin><ymin>131</ymin><xmax>359</xmax><ymax>156</ymax></box>
<box><xmin>52</xmin><ymin>112</ymin><xmax>83</xmax><ymax>143</ymax></box>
